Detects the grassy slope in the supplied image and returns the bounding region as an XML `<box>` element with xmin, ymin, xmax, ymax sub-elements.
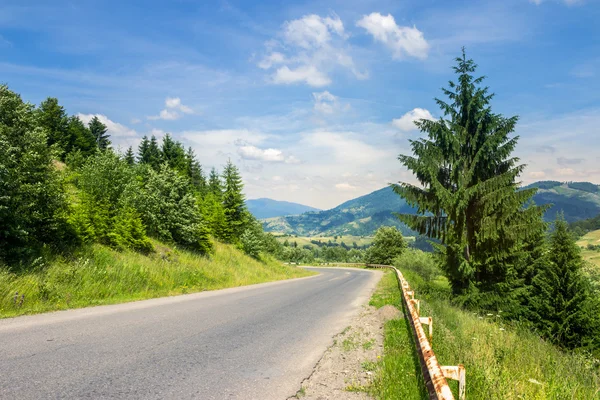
<box><xmin>368</xmin><ymin>268</ymin><xmax>600</xmax><ymax>399</ymax></box>
<box><xmin>0</xmin><ymin>240</ymin><xmax>313</xmax><ymax>318</ymax></box>
<box><xmin>577</xmin><ymin>229</ymin><xmax>600</xmax><ymax>269</ymax></box>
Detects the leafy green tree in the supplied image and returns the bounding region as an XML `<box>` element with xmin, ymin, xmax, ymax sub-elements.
<box><xmin>161</xmin><ymin>134</ymin><xmax>186</xmax><ymax>172</ymax></box>
<box><xmin>124</xmin><ymin>146</ymin><xmax>135</xmax><ymax>166</ymax></box>
<box><xmin>222</xmin><ymin>160</ymin><xmax>247</xmax><ymax>243</ymax></box>
<box><xmin>88</xmin><ymin>116</ymin><xmax>110</xmax><ymax>150</ymax></box>
<box><xmin>393</xmin><ymin>50</ymin><xmax>545</xmax><ymax>295</ymax></box>
<box><xmin>531</xmin><ymin>216</ymin><xmax>599</xmax><ymax>350</ymax></box>
<box><xmin>209</xmin><ymin>167</ymin><xmax>222</xmax><ymax>198</ymax></box>
<box><xmin>37</xmin><ymin>97</ymin><xmax>71</xmax><ymax>158</ymax></box>
<box><xmin>365</xmin><ymin>226</ymin><xmax>407</xmax><ymax>265</ymax></box>
<box><xmin>0</xmin><ymin>85</ymin><xmax>71</xmax><ymax>264</ymax></box>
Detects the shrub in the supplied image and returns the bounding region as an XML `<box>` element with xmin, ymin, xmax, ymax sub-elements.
<box><xmin>365</xmin><ymin>226</ymin><xmax>407</xmax><ymax>265</ymax></box>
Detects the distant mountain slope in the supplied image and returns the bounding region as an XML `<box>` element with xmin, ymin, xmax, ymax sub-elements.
<box><xmin>263</xmin><ymin>181</ymin><xmax>600</xmax><ymax>236</ymax></box>
<box><xmin>262</xmin><ymin>187</ymin><xmax>416</xmax><ymax>236</ymax></box>
<box><xmin>526</xmin><ymin>181</ymin><xmax>600</xmax><ymax>222</ymax></box>
<box><xmin>247</xmin><ymin>198</ymin><xmax>321</xmax><ymax>219</ymax></box>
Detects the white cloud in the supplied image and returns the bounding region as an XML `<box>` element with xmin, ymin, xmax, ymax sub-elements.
<box><xmin>529</xmin><ymin>171</ymin><xmax>546</xmax><ymax>179</ymax></box>
<box><xmin>357</xmin><ymin>13</ymin><xmax>429</xmax><ymax>60</ymax></box>
<box><xmin>313</xmin><ymin>91</ymin><xmax>338</xmax><ymax>114</ymax></box>
<box><xmin>302</xmin><ymin>131</ymin><xmax>390</xmax><ymax>166</ymax></box>
<box><xmin>77</xmin><ymin>113</ymin><xmax>137</xmax><ymax>137</ymax></box>
<box><xmin>335</xmin><ymin>182</ymin><xmax>357</xmax><ymax>191</ymax></box>
<box><xmin>392</xmin><ymin>108</ymin><xmax>434</xmax><ymax>131</ymax></box>
<box><xmin>258</xmin><ymin>14</ymin><xmax>366</xmax><ymax>87</ymax></box>
<box><xmin>238</xmin><ymin>145</ymin><xmax>285</xmax><ymax>162</ymax></box>
<box><xmin>148</xmin><ymin>97</ymin><xmax>194</xmax><ymax>120</ymax></box>
<box><xmin>273</xmin><ymin>65</ymin><xmax>331</xmax><ymax>87</ymax></box>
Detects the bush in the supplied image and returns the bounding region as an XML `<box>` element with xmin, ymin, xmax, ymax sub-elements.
<box><xmin>240</xmin><ymin>228</ymin><xmax>263</xmax><ymax>259</ymax></box>
<box><xmin>365</xmin><ymin>226</ymin><xmax>407</xmax><ymax>265</ymax></box>
<box><xmin>395</xmin><ymin>249</ymin><xmax>441</xmax><ymax>281</ymax></box>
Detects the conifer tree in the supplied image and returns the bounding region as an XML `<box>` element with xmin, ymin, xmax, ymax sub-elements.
<box><xmin>221</xmin><ymin>160</ymin><xmax>246</xmax><ymax>243</ymax></box>
<box><xmin>209</xmin><ymin>167</ymin><xmax>223</xmax><ymax>198</ymax></box>
<box><xmin>139</xmin><ymin>135</ymin><xmax>162</xmax><ymax>170</ymax></box>
<box><xmin>185</xmin><ymin>147</ymin><xmax>207</xmax><ymax>194</ymax></box>
<box><xmin>393</xmin><ymin>50</ymin><xmax>546</xmax><ymax>296</ymax></box>
<box><xmin>88</xmin><ymin>116</ymin><xmax>110</xmax><ymax>150</ymax></box>
<box><xmin>161</xmin><ymin>134</ymin><xmax>186</xmax><ymax>172</ymax></box>
<box><xmin>38</xmin><ymin>97</ymin><xmax>71</xmax><ymax>158</ymax></box>
<box><xmin>138</xmin><ymin>136</ymin><xmax>150</xmax><ymax>163</ymax></box>
<box><xmin>124</xmin><ymin>146</ymin><xmax>135</xmax><ymax>165</ymax></box>
<box><xmin>531</xmin><ymin>216</ymin><xmax>598</xmax><ymax>350</ymax></box>
<box><xmin>68</xmin><ymin>116</ymin><xmax>97</xmax><ymax>157</ymax></box>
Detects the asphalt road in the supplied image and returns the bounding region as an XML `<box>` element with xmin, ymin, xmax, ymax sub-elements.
<box><xmin>0</xmin><ymin>267</ymin><xmax>381</xmax><ymax>400</ymax></box>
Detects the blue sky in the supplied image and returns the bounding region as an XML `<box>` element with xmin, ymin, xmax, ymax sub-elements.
<box><xmin>1</xmin><ymin>0</ymin><xmax>599</xmax><ymax>208</ymax></box>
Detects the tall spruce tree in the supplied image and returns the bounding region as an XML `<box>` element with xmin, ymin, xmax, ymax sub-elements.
<box><xmin>38</xmin><ymin>97</ymin><xmax>71</xmax><ymax>158</ymax></box>
<box><xmin>124</xmin><ymin>146</ymin><xmax>135</xmax><ymax>165</ymax></box>
<box><xmin>161</xmin><ymin>134</ymin><xmax>186</xmax><ymax>172</ymax></box>
<box><xmin>185</xmin><ymin>147</ymin><xmax>207</xmax><ymax>194</ymax></box>
<box><xmin>393</xmin><ymin>50</ymin><xmax>546</xmax><ymax>298</ymax></box>
<box><xmin>209</xmin><ymin>167</ymin><xmax>223</xmax><ymax>198</ymax></box>
<box><xmin>68</xmin><ymin>116</ymin><xmax>97</xmax><ymax>157</ymax></box>
<box><xmin>138</xmin><ymin>136</ymin><xmax>150</xmax><ymax>163</ymax></box>
<box><xmin>531</xmin><ymin>215</ymin><xmax>599</xmax><ymax>350</ymax></box>
<box><xmin>221</xmin><ymin>160</ymin><xmax>246</xmax><ymax>243</ymax></box>
<box><xmin>88</xmin><ymin>116</ymin><xmax>110</xmax><ymax>150</ymax></box>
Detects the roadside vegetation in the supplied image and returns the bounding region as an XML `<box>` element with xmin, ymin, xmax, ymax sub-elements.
<box><xmin>0</xmin><ymin>240</ymin><xmax>311</xmax><ymax>318</ymax></box>
<box><xmin>0</xmin><ymin>85</ymin><xmax>309</xmax><ymax>317</ymax></box>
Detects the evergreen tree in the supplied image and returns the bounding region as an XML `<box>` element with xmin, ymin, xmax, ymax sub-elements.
<box><xmin>531</xmin><ymin>216</ymin><xmax>599</xmax><ymax>350</ymax></box>
<box><xmin>161</xmin><ymin>133</ymin><xmax>186</xmax><ymax>172</ymax></box>
<box><xmin>124</xmin><ymin>146</ymin><xmax>135</xmax><ymax>166</ymax></box>
<box><xmin>146</xmin><ymin>135</ymin><xmax>162</xmax><ymax>170</ymax></box>
<box><xmin>68</xmin><ymin>116</ymin><xmax>97</xmax><ymax>157</ymax></box>
<box><xmin>88</xmin><ymin>116</ymin><xmax>110</xmax><ymax>150</ymax></box>
<box><xmin>185</xmin><ymin>147</ymin><xmax>207</xmax><ymax>194</ymax></box>
<box><xmin>209</xmin><ymin>167</ymin><xmax>223</xmax><ymax>198</ymax></box>
<box><xmin>37</xmin><ymin>97</ymin><xmax>71</xmax><ymax>158</ymax></box>
<box><xmin>221</xmin><ymin>160</ymin><xmax>247</xmax><ymax>243</ymax></box>
<box><xmin>137</xmin><ymin>136</ymin><xmax>150</xmax><ymax>163</ymax></box>
<box><xmin>0</xmin><ymin>85</ymin><xmax>70</xmax><ymax>264</ymax></box>
<box><xmin>393</xmin><ymin>50</ymin><xmax>545</xmax><ymax>297</ymax></box>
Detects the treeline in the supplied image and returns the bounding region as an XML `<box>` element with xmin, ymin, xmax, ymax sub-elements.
<box><xmin>394</xmin><ymin>52</ymin><xmax>600</xmax><ymax>354</ymax></box>
<box><xmin>570</xmin><ymin>213</ymin><xmax>600</xmax><ymax>238</ymax></box>
<box><xmin>0</xmin><ymin>85</ymin><xmax>276</xmax><ymax>269</ymax></box>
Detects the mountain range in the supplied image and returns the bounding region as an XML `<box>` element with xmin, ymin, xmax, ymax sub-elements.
<box><xmin>260</xmin><ymin>181</ymin><xmax>600</xmax><ymax>236</ymax></box>
<box><xmin>246</xmin><ymin>198</ymin><xmax>321</xmax><ymax>219</ymax></box>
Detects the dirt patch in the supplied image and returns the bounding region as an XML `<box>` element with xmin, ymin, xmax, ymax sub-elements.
<box><xmin>289</xmin><ymin>304</ymin><xmax>402</xmax><ymax>399</ymax></box>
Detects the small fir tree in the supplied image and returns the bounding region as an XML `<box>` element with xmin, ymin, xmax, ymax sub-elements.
<box><xmin>88</xmin><ymin>116</ymin><xmax>111</xmax><ymax>150</ymax></box>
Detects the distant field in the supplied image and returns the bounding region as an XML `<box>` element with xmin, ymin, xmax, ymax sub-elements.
<box><xmin>577</xmin><ymin>229</ymin><xmax>600</xmax><ymax>269</ymax></box>
<box><xmin>274</xmin><ymin>235</ymin><xmax>375</xmax><ymax>248</ymax></box>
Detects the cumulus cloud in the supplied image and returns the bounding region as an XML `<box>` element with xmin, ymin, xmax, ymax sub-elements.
<box><xmin>258</xmin><ymin>14</ymin><xmax>366</xmax><ymax>87</ymax></box>
<box><xmin>302</xmin><ymin>131</ymin><xmax>390</xmax><ymax>166</ymax></box>
<box><xmin>77</xmin><ymin>113</ymin><xmax>137</xmax><ymax>137</ymax></box>
<box><xmin>148</xmin><ymin>97</ymin><xmax>194</xmax><ymax>120</ymax></box>
<box><xmin>392</xmin><ymin>108</ymin><xmax>434</xmax><ymax>131</ymax></box>
<box><xmin>357</xmin><ymin>13</ymin><xmax>429</xmax><ymax>60</ymax></box>
<box><xmin>237</xmin><ymin>145</ymin><xmax>299</xmax><ymax>164</ymax></box>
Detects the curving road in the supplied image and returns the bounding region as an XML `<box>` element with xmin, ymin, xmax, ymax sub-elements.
<box><xmin>0</xmin><ymin>267</ymin><xmax>381</xmax><ymax>400</ymax></box>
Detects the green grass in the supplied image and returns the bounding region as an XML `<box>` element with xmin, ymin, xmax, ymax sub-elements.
<box><xmin>0</xmin><ymin>240</ymin><xmax>314</xmax><ymax>318</ymax></box>
<box><xmin>368</xmin><ymin>271</ymin><xmax>428</xmax><ymax>400</ymax></box>
<box><xmin>578</xmin><ymin>229</ymin><xmax>600</xmax><ymax>269</ymax></box>
<box><xmin>396</xmin><ymin>262</ymin><xmax>600</xmax><ymax>399</ymax></box>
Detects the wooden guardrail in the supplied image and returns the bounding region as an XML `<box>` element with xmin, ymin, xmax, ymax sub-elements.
<box><xmin>365</xmin><ymin>264</ymin><xmax>465</xmax><ymax>400</ymax></box>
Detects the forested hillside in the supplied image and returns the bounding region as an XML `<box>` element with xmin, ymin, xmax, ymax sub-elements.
<box><xmin>246</xmin><ymin>198</ymin><xmax>320</xmax><ymax>219</ymax></box>
<box><xmin>262</xmin><ymin>186</ymin><xmax>416</xmax><ymax>236</ymax></box>
<box><xmin>0</xmin><ymin>85</ymin><xmax>304</xmax><ymax>315</ymax></box>
<box><xmin>263</xmin><ymin>181</ymin><xmax>600</xmax><ymax>237</ymax></box>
